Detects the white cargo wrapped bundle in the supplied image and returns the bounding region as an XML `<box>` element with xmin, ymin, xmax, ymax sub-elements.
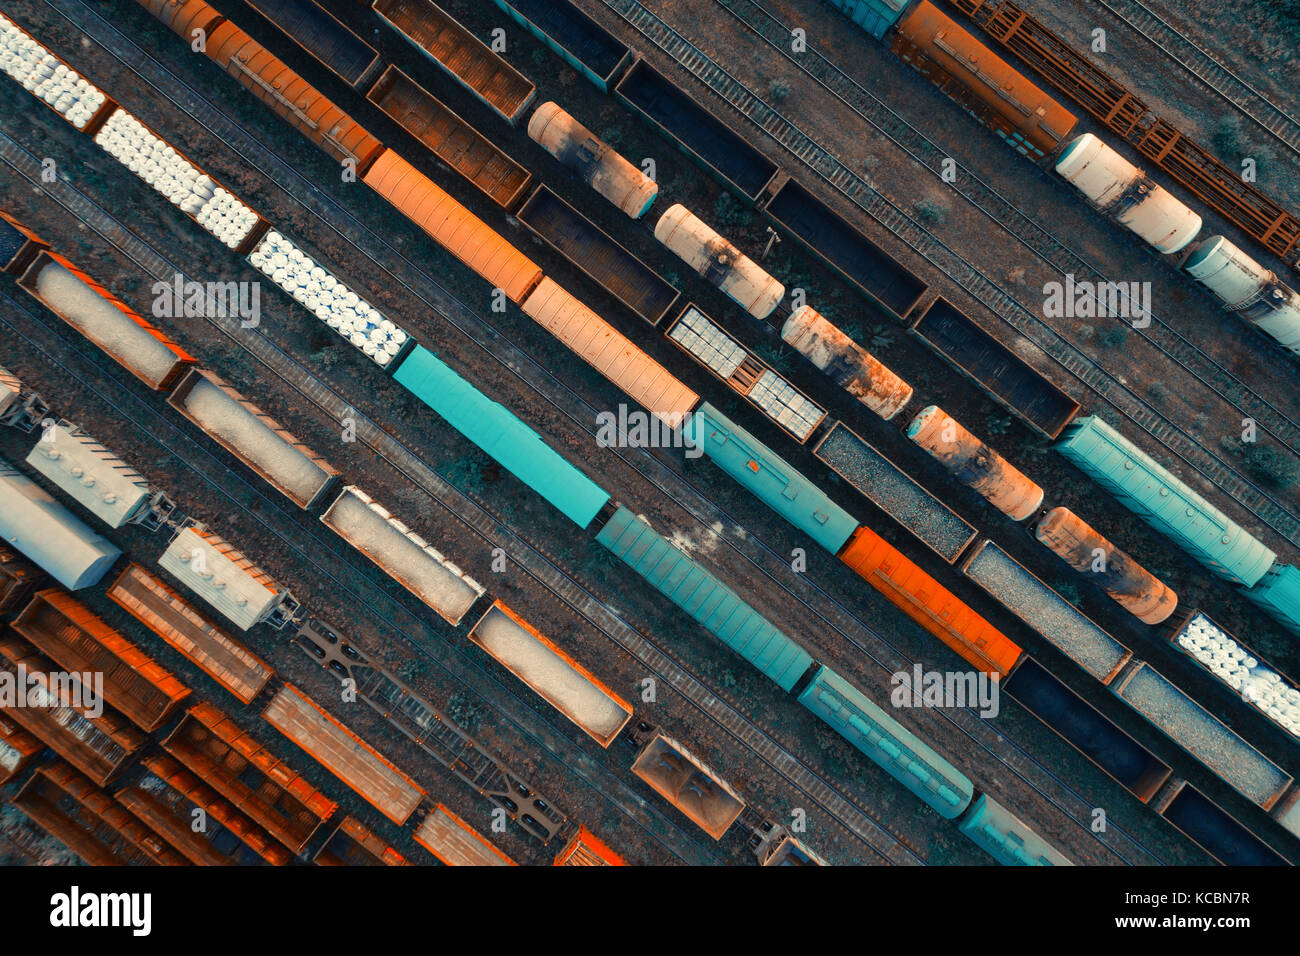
<box><xmin>248</xmin><ymin>231</ymin><xmax>408</xmax><ymax>367</ymax></box>
<box><xmin>0</xmin><ymin>13</ymin><xmax>106</xmax><ymax>129</ymax></box>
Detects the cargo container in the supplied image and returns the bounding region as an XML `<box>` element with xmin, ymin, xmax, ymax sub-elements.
<box><xmin>552</xmin><ymin>826</ymin><xmax>625</xmax><ymax>866</ymax></box>
<box><xmin>168</xmin><ymin>367</ymin><xmax>338</xmax><ymax>509</ymax></box>
<box><xmin>797</xmin><ymin>665</ymin><xmax>974</xmax><ymax>818</ymax></box>
<box><xmin>814</xmin><ymin>421</ymin><xmax>977</xmax><ymax>561</ymax></box>
<box><xmin>245</xmin><ymin>0</ymin><xmax>382</xmax><ymax>89</ymax></box>
<box><xmin>413</xmin><ymin>804</ymin><xmax>516</xmax><ymax>865</ymax></box>
<box><xmin>393</xmin><ymin>345</ymin><xmax>611</xmax><ymax>527</ymax></box>
<box><xmin>13</xmin><ymin>589</ymin><xmax>190</xmax><ymax>733</ymax></box>
<box><xmin>839</xmin><ymin>526</ymin><xmax>1023</xmax><ymax>675</ymax></box>
<box><xmin>158</xmin><ymin>526</ymin><xmax>295</xmax><ymax>631</ymax></box>
<box><xmin>597</xmin><ymin>506</ymin><xmax>814</xmax><ymax>691</ymax></box>
<box><xmin>15</xmin><ymin>250</ymin><xmax>196</xmax><ymax>390</ymax></box>
<box><xmin>367</xmin><ymin>66</ymin><xmax>531</xmax><ymax>209</ymax></box>
<box><xmin>890</xmin><ymin>2</ymin><xmax>1079</xmax><ymax>162</ymax></box>
<box><xmin>0</xmin><ymin>207</ymin><xmax>48</xmax><ymax>275</ymax></box>
<box><xmin>1113</xmin><ymin>661</ymin><xmax>1293</xmax><ymax>808</ymax></box>
<box><xmin>655</xmin><ymin>206</ymin><xmax>785</xmax><ymax>320</ymax></box>
<box><xmin>668</xmin><ymin>308</ymin><xmax>826</xmax><ymax>442</ymax></box>
<box><xmin>320</xmin><ymin>485</ymin><xmax>484</xmax><ymax>625</ymax></box>
<box><xmin>1055</xmin><ymin>416</ymin><xmax>1277</xmax><ymax>587</ymax></box>
<box><xmin>163</xmin><ymin>702</ymin><xmax>337</xmax><ymax>853</ymax></box>
<box><xmin>315</xmin><ymin>815</ymin><xmax>410</xmax><ymax>866</ymax></box>
<box><xmin>1245</xmin><ymin>563</ymin><xmax>1300</xmax><ymax>638</ymax></box>
<box><xmin>362</xmin><ymin>149</ymin><xmax>543</xmax><ymax>303</ymax></box>
<box><xmin>959</xmin><ymin>540</ymin><xmax>1131</xmax><ymax>683</ymax></box>
<box><xmin>630</xmin><ymin>729</ymin><xmax>745</xmax><ymax>840</ymax></box>
<box><xmin>520</xmin><ymin>278</ymin><xmax>700</xmax><ymax>426</ymax></box>
<box><xmin>371</xmin><ymin>0</ymin><xmax>536</xmax><ymax>124</ymax></box>
<box><xmin>1004</xmin><ymin>656</ymin><xmax>1171</xmax><ymax>803</ymax></box>
<box><xmin>615</xmin><ymin>59</ymin><xmax>781</xmax><ymax>203</ymax></box>
<box><xmin>121</xmin><ymin>753</ymin><xmax>292</xmax><ymax>865</ymax></box>
<box><xmin>469</xmin><ymin>602</ymin><xmax>633</xmax><ymax>747</ymax></box>
<box><xmin>201</xmin><ymin>19</ymin><xmax>387</xmax><ymax>170</ymax></box>
<box><xmin>263</xmin><ymin>683</ymin><xmax>425</xmax><ymax>825</ymax></box>
<box><xmin>107</xmin><ymin>563</ymin><xmax>274</xmax><ymax>705</ymax></box>
<box><xmin>491</xmin><ymin>0</ymin><xmax>632</xmax><ymax>92</ymax></box>
<box><xmin>0</xmin><ymin>634</ymin><xmax>146</xmax><ymax>787</ymax></box>
<box><xmin>1152</xmin><ymin>779</ymin><xmax>1286</xmax><ymax>866</ymax></box>
<box><xmin>761</xmin><ymin>179</ymin><xmax>929</xmax><ymax>322</ymax></box>
<box><xmin>957</xmin><ymin>793</ymin><xmax>1072</xmax><ymax>865</ymax></box>
<box><xmin>0</xmin><ymin>544</ymin><xmax>36</xmax><ymax>613</ymax></box>
<box><xmin>0</xmin><ymin>459</ymin><xmax>120</xmax><ymax>590</ymax></box>
<box><xmin>910</xmin><ymin>298</ymin><xmax>1080</xmax><ymax>438</ymax></box>
<box><xmin>25</xmin><ymin>421</ymin><xmax>157</xmax><ymax>530</ymax></box>
<box><xmin>824</xmin><ymin>0</ymin><xmax>911</xmax><ymax>39</ymax></box>
<box><xmin>516</xmin><ymin>185</ymin><xmax>679</xmax><ymax>325</ymax></box>
<box><xmin>0</xmin><ymin>711</ymin><xmax>42</xmax><ymax>787</ymax></box>
<box><xmin>13</xmin><ymin>762</ymin><xmax>186</xmax><ymax>866</ymax></box>
<box><xmin>686</xmin><ymin>404</ymin><xmax>856</xmax><ymax>552</ymax></box>
<box><xmin>780</xmin><ymin>305</ymin><xmax>913</xmax><ymax>420</ymax></box>
<box><xmin>1166</xmin><ymin>610</ymin><xmax>1300</xmax><ymax>740</ymax></box>
<box><xmin>1033</xmin><ymin>506</ymin><xmax>1179</xmax><ymax>625</ymax></box>
<box><xmin>528</xmin><ymin>102</ymin><xmax>657</xmax><ymax>218</ymax></box>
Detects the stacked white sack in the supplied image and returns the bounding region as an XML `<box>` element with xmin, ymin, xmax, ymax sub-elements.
<box><xmin>1177</xmin><ymin>612</ymin><xmax>1300</xmax><ymax>737</ymax></box>
<box><xmin>0</xmin><ymin>13</ymin><xmax>106</xmax><ymax>129</ymax></box>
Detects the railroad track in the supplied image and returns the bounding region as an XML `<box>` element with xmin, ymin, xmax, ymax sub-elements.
<box><xmin>599</xmin><ymin>0</ymin><xmax>1300</xmax><ymax>555</ymax></box>
<box><xmin>714</xmin><ymin>0</ymin><xmax>1300</xmax><ymax>464</ymax></box>
<box><xmin>1094</xmin><ymin>0</ymin><xmax>1300</xmax><ymax>156</ymax></box>
<box><xmin>0</xmin><ymin>133</ymin><xmax>921</xmax><ymax>868</ymax></box>
<box><xmin>41</xmin><ymin>0</ymin><xmax>1172</xmax><ymax>864</ymax></box>
<box><xmin>0</xmin><ymin>291</ymin><xmax>727</xmax><ymax>867</ymax></box>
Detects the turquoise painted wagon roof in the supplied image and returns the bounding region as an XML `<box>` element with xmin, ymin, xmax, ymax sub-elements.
<box><xmin>1245</xmin><ymin>564</ymin><xmax>1300</xmax><ymax>637</ymax></box>
<box><xmin>796</xmin><ymin>665</ymin><xmax>973</xmax><ymax>819</ymax></box>
<box><xmin>686</xmin><ymin>403</ymin><xmax>858</xmax><ymax>555</ymax></box>
<box><xmin>394</xmin><ymin>346</ymin><xmax>609</xmax><ymax>528</ymax></box>
<box><xmin>1056</xmin><ymin>417</ymin><xmax>1276</xmax><ymax>587</ymax></box>
<box><xmin>596</xmin><ymin>505</ymin><xmax>813</xmax><ymax>690</ymax></box>
<box><xmin>825</xmin><ymin>0</ymin><xmax>911</xmax><ymax>39</ymax></box>
<box><xmin>957</xmin><ymin>794</ymin><xmax>1073</xmax><ymax>866</ymax></box>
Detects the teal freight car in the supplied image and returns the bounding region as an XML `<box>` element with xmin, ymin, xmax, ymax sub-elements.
<box><xmin>957</xmin><ymin>794</ymin><xmax>1073</xmax><ymax>865</ymax></box>
<box><xmin>596</xmin><ymin>506</ymin><xmax>814</xmax><ymax>690</ymax></box>
<box><xmin>824</xmin><ymin>0</ymin><xmax>913</xmax><ymax>39</ymax></box>
<box><xmin>796</xmin><ymin>665</ymin><xmax>974</xmax><ymax>819</ymax></box>
<box><xmin>492</xmin><ymin>0</ymin><xmax>632</xmax><ymax>92</ymax></box>
<box><xmin>1246</xmin><ymin>563</ymin><xmax>1300</xmax><ymax>637</ymax></box>
<box><xmin>1055</xmin><ymin>417</ymin><xmax>1276</xmax><ymax>587</ymax></box>
<box><xmin>685</xmin><ymin>403</ymin><xmax>858</xmax><ymax>554</ymax></box>
<box><xmin>393</xmin><ymin>346</ymin><xmax>610</xmax><ymax>528</ymax></box>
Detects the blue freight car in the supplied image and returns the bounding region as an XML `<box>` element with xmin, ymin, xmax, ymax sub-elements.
<box><xmin>393</xmin><ymin>346</ymin><xmax>610</xmax><ymax>528</ymax></box>
<box><xmin>957</xmin><ymin>794</ymin><xmax>1073</xmax><ymax>865</ymax></box>
<box><xmin>685</xmin><ymin>403</ymin><xmax>859</xmax><ymax>554</ymax></box>
<box><xmin>596</xmin><ymin>505</ymin><xmax>814</xmax><ymax>690</ymax></box>
<box><xmin>1055</xmin><ymin>417</ymin><xmax>1276</xmax><ymax>587</ymax></box>
<box><xmin>796</xmin><ymin>665</ymin><xmax>974</xmax><ymax>819</ymax></box>
<box><xmin>824</xmin><ymin>0</ymin><xmax>913</xmax><ymax>39</ymax></box>
<box><xmin>1246</xmin><ymin>563</ymin><xmax>1300</xmax><ymax>637</ymax></box>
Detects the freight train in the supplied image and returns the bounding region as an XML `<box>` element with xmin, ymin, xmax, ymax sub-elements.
<box><xmin>12</xmin><ymin>1</ymin><xmax>1292</xmax><ymax>863</ymax></box>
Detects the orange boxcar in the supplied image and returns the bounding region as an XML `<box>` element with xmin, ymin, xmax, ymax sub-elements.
<box><xmin>553</xmin><ymin>826</ymin><xmax>625</xmax><ymax>866</ymax></box>
<box><xmin>838</xmin><ymin>526</ymin><xmax>1022</xmax><ymax>675</ymax></box>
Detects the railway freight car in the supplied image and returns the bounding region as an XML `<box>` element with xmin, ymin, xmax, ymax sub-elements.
<box><xmin>553</xmin><ymin>826</ymin><xmax>625</xmax><ymax>866</ymax></box>
<box><xmin>492</xmin><ymin>0</ymin><xmax>632</xmax><ymax>92</ymax></box>
<box><xmin>320</xmin><ymin>485</ymin><xmax>484</xmax><ymax>626</ymax></box>
<box><xmin>11</xmin><ymin>589</ymin><xmax>190</xmax><ymax>733</ymax></box>
<box><xmin>0</xmin><ymin>206</ymin><xmax>48</xmax><ymax>274</ymax></box>
<box><xmin>244</xmin><ymin>0</ymin><xmax>382</xmax><ymax>89</ymax></box>
<box><xmin>1184</xmin><ymin>236</ymin><xmax>1300</xmax><ymax>355</ymax></box>
<box><xmin>655</xmin><ymin>205</ymin><xmax>785</xmax><ymax>319</ymax></box>
<box><xmin>25</xmin><ymin>422</ymin><xmax>163</xmax><ymax>530</ymax></box>
<box><xmin>910</xmin><ymin>298</ymin><xmax>1080</xmax><ymax>438</ymax></box>
<box><xmin>314</xmin><ymin>816</ymin><xmax>409</xmax><ymax>866</ymax></box>
<box><xmin>469</xmin><ymin>602</ymin><xmax>633</xmax><ymax>747</ymax></box>
<box><xmin>1245</xmin><ymin>563</ymin><xmax>1300</xmax><ymax>638</ymax></box>
<box><xmin>0</xmin><ymin>712</ymin><xmax>41</xmax><ymax>787</ymax></box>
<box><xmin>1153</xmin><ymin>780</ymin><xmax>1288</xmax><ymax>866</ymax></box>
<box><xmin>371</xmin><ymin>0</ymin><xmax>536</xmax><ymax>124</ymax></box>
<box><xmin>0</xmin><ymin>545</ymin><xmax>35</xmax><ymax>614</ymax></box>
<box><xmin>366</xmin><ymin>66</ymin><xmax>532</xmax><ymax>209</ymax></box>
<box><xmin>629</xmin><ymin>728</ymin><xmax>746</xmax><ymax>840</ymax></box>
<box><xmin>163</xmin><ymin>703</ymin><xmax>337</xmax><ymax>854</ymax></box>
<box><xmin>527</xmin><ymin>102</ymin><xmax>657</xmax><ymax>218</ymax></box>
<box><xmin>13</xmin><ymin>762</ymin><xmax>186</xmax><ymax>866</ymax></box>
<box><xmin>889</xmin><ymin>2</ymin><xmax>1078</xmax><ymax>161</ymax></box>
<box><xmin>107</xmin><ymin>564</ymin><xmax>274</xmax><ymax>706</ymax></box>
<box><xmin>516</xmin><ymin>185</ymin><xmax>679</xmax><ymax>324</ymax></box>
<box><xmin>780</xmin><ymin>305</ymin><xmax>913</xmax><ymax>420</ymax></box>
<box><xmin>158</xmin><ymin>525</ymin><xmax>297</xmax><ymax>631</ymax></box>
<box><xmin>1054</xmin><ymin>416</ymin><xmax>1277</xmax><ymax>588</ymax></box>
<box><xmin>168</xmin><ymin>367</ymin><xmax>339</xmax><ymax>510</ymax></box>
<box><xmin>822</xmin><ymin>0</ymin><xmax>911</xmax><ymax>39</ymax></box>
<box><xmin>957</xmin><ymin>794</ymin><xmax>1072</xmax><ymax>865</ymax></box>
<box><xmin>262</xmin><ymin>684</ymin><xmax>424</xmax><ymax>825</ymax></box>
<box><xmin>413</xmin><ymin>804</ymin><xmax>516</xmax><ymax>865</ymax></box>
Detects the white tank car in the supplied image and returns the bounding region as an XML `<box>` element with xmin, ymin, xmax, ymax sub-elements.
<box><xmin>1055</xmin><ymin>133</ymin><xmax>1202</xmax><ymax>254</ymax></box>
<box><xmin>654</xmin><ymin>204</ymin><xmax>785</xmax><ymax>319</ymax></box>
<box><xmin>1185</xmin><ymin>236</ymin><xmax>1300</xmax><ymax>354</ymax></box>
<box><xmin>527</xmin><ymin>102</ymin><xmax>658</xmax><ymax>219</ymax></box>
